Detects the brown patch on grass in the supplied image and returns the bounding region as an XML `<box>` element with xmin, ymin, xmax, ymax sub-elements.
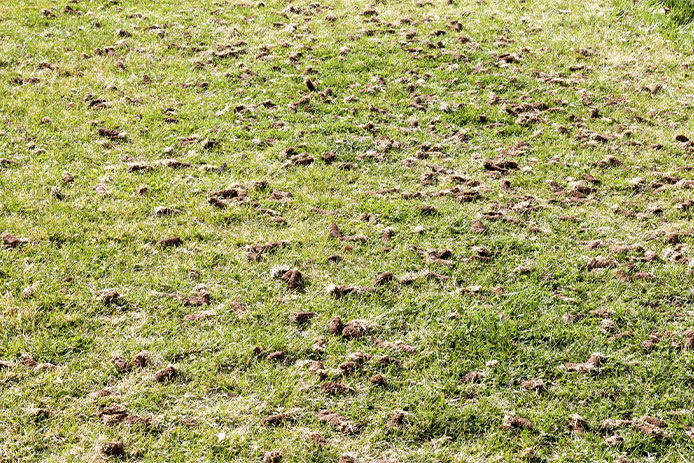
<box><xmin>389</xmin><ymin>411</ymin><xmax>406</xmax><ymax>428</ymax></box>
<box><xmin>471</xmin><ymin>220</ymin><xmax>486</xmax><ymax>234</ymax></box>
<box><xmin>633</xmin><ymin>272</ymin><xmax>655</xmax><ymax>281</ymax></box>
<box><xmin>0</xmin><ymin>158</ymin><xmax>21</xmax><ymax>167</ymax></box>
<box><xmin>28</xmin><ymin>407</ymin><xmax>51</xmax><ymax>419</ymax></box>
<box><xmin>613</xmin><ymin>269</ymin><xmax>631</xmax><ymax>282</ymax></box>
<box><xmin>312</xmin><ymin>339</ymin><xmax>326</xmax><ymax>353</ymax></box>
<box><xmin>269</xmin><ymin>190</ymin><xmax>293</xmax><ymax>202</ymax></box>
<box><xmin>307</xmin><ymin>360</ymin><xmax>326</xmax><ymax>376</ymax></box>
<box><xmin>183</xmin><ymin>310</ymin><xmax>215</xmax><ymax>321</ymax></box>
<box><xmin>305</xmin><ymin>77</ymin><xmax>317</xmax><ymax>91</ymax></box>
<box><xmin>341</xmin><ymin>319</ymin><xmax>372</xmax><ymax>338</ymax></box>
<box><xmin>321</xmin><ymin>381</ymin><xmax>349</xmax><ymax>395</ymax></box>
<box><xmin>422</xmin><ymin>248</ymin><xmax>453</xmax><ymax>265</ymax></box>
<box><xmin>133</xmin><ymin>352</ymin><xmax>147</xmax><ymax>368</ymax></box>
<box><xmin>261</xmin><ymin>413</ymin><xmax>291</xmax><ymax>425</ymax></box>
<box><xmin>316</xmin><ymin>410</ymin><xmax>355</xmax><ymax>433</ymax></box>
<box><xmin>642</xmin><ymin>333</ymin><xmax>660</xmax><ymax>350</ymax></box>
<box><xmin>98</xmin><ymin>289</ymin><xmax>121</xmax><ymax>305</ymax></box>
<box><xmin>127</xmin><ymin>162</ymin><xmax>153</xmax><ymax>173</ymax></box>
<box><xmin>603</xmin><ymin>435</ymin><xmax>623</xmax><ymax>446</ymax></box>
<box><xmin>502</xmin><ymin>416</ymin><xmax>533</xmax><ymax>430</ymax></box>
<box><xmin>208</xmin><ymin>188</ymin><xmax>247</xmax><ymax>207</ymax></box>
<box><xmin>375</xmin><ymin>272</ymin><xmax>394</xmax><ymax>285</ymax></box>
<box><xmin>101</xmin><ymin>441</ymin><xmax>125</xmax><ymax>458</ymax></box>
<box><xmin>338</xmin><ymin>360</ymin><xmax>358</xmax><ymax>375</ymax></box>
<box><xmin>98</xmin><ymin>405</ymin><xmax>128</xmax><ymax>426</ymax></box>
<box><xmin>92</xmin><ymin>389</ymin><xmax>116</xmax><ymax>399</ymax></box>
<box><xmin>21</xmin><ymin>353</ymin><xmax>56</xmax><ymax>370</ymax></box>
<box><xmin>153</xmin><ymin>365</ymin><xmax>177</xmax><ymax>382</ymax></box>
<box><xmin>565</xmin><ymin>353</ymin><xmax>604</xmax><ymax>372</ymax></box>
<box><xmin>328</xmin><ymin>285</ymin><xmax>372</xmax><ymax>298</ymax></box>
<box><xmin>599</xmin><ymin>418</ymin><xmax>633</xmax><ymax>432</ymax></box>
<box><xmin>2</xmin><ymin>233</ymin><xmax>25</xmax><ymax>248</ymax></box>
<box><xmin>381</xmin><ymin>227</ymin><xmax>395</xmax><ymax>241</ymax></box>
<box><xmin>471</xmin><ymin>246</ymin><xmax>495</xmax><ymax>259</ymax></box>
<box><xmin>281</xmin><ymin>269</ymin><xmax>304</xmax><ymax>289</ymax></box>
<box><xmin>329</xmin><ymin>223</ymin><xmax>343</xmax><ymax>238</ymax></box>
<box><xmin>329</xmin><ymin>316</ymin><xmax>343</xmax><ymax>334</ymax></box>
<box><xmin>462</xmin><ymin>371</ymin><xmax>485</xmax><ymax>383</ymax></box>
<box><xmin>157</xmin><ymin>236</ymin><xmax>182</xmax><ymax>247</ymax></box>
<box><xmin>595</xmin><ymin>156</ymin><xmax>621</xmax><ymax>168</ymax></box>
<box><xmin>310</xmin><ymin>432</ymin><xmax>328</xmax><ymax>446</ymax></box>
<box><xmin>245</xmin><ymin>241</ymin><xmax>288</xmax><ymax>261</ymax></box>
<box><xmin>341</xmin><ymin>234</ymin><xmax>368</xmax><ymax>243</ymax></box>
<box><xmin>400</xmin><ymin>269</ymin><xmax>451</xmax><ymax>285</ymax></box>
<box><xmin>111</xmin><ymin>355</ymin><xmax>132</xmax><ymax>372</ymax></box>
<box><xmin>182</xmin><ymin>292</ymin><xmax>210</xmax><ymax>307</ymax></box>
<box><xmin>231</xmin><ymin>301</ymin><xmax>247</xmax><ymax>315</ymax></box>
<box><xmin>634</xmin><ymin>420</ymin><xmax>665</xmax><ymax>439</ymax></box>
<box><xmin>608</xmin><ymin>331</ymin><xmax>634</xmax><ymax>342</ymax></box>
<box><xmin>521</xmin><ymin>378</ymin><xmax>545</xmax><ymax>392</ymax></box>
<box><xmin>419</xmin><ymin>205</ymin><xmax>438</xmax><ymax>215</ymax></box>
<box><xmin>291</xmin><ymin>311</ymin><xmax>315</xmax><ymax>324</ymax></box>
<box><xmin>569</xmin><ymin>414</ymin><xmax>587</xmax><ymax>433</ymax></box>
<box><xmin>153</xmin><ymin>206</ymin><xmax>182</xmax><ymax>216</ymax></box>
<box><xmin>586</xmin><ymin>257</ymin><xmax>616</xmax><ymax>269</ymax></box>
<box><xmin>589</xmin><ymin>308</ymin><xmax>613</xmax><ymax>318</ymax></box>
<box><xmin>124</xmin><ymin>415</ymin><xmax>153</xmax><ymax>428</ymax></box>
<box><xmin>98</xmin><ymin>128</ymin><xmax>127</xmax><ymax>141</ymax></box>
<box><xmin>484</xmin><ymin>157</ymin><xmax>518</xmax><ymax>173</ymax></box>
<box><xmin>371</xmin><ymin>338</ymin><xmax>414</xmax><ymax>353</ymax></box>
<box><xmin>266</xmin><ymin>351</ymin><xmax>285</xmax><ymax>361</ymax></box>
<box><xmin>322</xmin><ymin>151</ymin><xmax>336</xmax><ymax>164</ymax></box>
<box><xmin>263</xmin><ymin>450</ymin><xmax>283</xmax><ymax>463</ymax></box>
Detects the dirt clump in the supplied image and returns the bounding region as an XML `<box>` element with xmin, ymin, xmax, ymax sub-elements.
<box><xmin>521</xmin><ymin>378</ymin><xmax>545</xmax><ymax>392</ymax></box>
<box><xmin>389</xmin><ymin>411</ymin><xmax>406</xmax><ymax>427</ymax></box>
<box><xmin>369</xmin><ymin>374</ymin><xmax>386</xmax><ymax>386</ymax></box>
<box><xmin>153</xmin><ymin>365</ymin><xmax>177</xmax><ymax>382</ymax></box>
<box><xmin>321</xmin><ymin>381</ymin><xmax>349</xmax><ymax>395</ymax></box>
<box><xmin>111</xmin><ymin>355</ymin><xmax>132</xmax><ymax>372</ymax></box>
<box><xmin>263</xmin><ymin>450</ymin><xmax>283</xmax><ymax>463</ymax></box>
<box><xmin>157</xmin><ymin>236</ymin><xmax>182</xmax><ymax>247</ymax></box>
<box><xmin>3</xmin><ymin>233</ymin><xmax>25</xmax><ymax>248</ymax></box>
<box><xmin>101</xmin><ymin>441</ymin><xmax>125</xmax><ymax>458</ymax></box>
<box><xmin>317</xmin><ymin>410</ymin><xmax>355</xmax><ymax>433</ymax></box>
<box><xmin>329</xmin><ymin>316</ymin><xmax>343</xmax><ymax>334</ymax></box>
<box><xmin>502</xmin><ymin>416</ymin><xmax>533</xmax><ymax>430</ymax></box>
<box><xmin>261</xmin><ymin>413</ymin><xmax>291</xmax><ymax>425</ymax></box>
<box><xmin>565</xmin><ymin>353</ymin><xmax>604</xmax><ymax>372</ymax></box>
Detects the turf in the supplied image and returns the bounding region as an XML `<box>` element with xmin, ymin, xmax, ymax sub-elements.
<box><xmin>1</xmin><ymin>0</ymin><xmax>693</xmax><ymax>462</ymax></box>
<box><xmin>656</xmin><ymin>0</ymin><xmax>694</xmax><ymax>25</ymax></box>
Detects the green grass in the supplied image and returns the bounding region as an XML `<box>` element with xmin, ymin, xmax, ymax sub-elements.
<box><xmin>1</xmin><ymin>0</ymin><xmax>694</xmax><ymax>461</ymax></box>
<box><xmin>618</xmin><ymin>0</ymin><xmax>694</xmax><ymax>42</ymax></box>
<box><xmin>656</xmin><ymin>0</ymin><xmax>694</xmax><ymax>24</ymax></box>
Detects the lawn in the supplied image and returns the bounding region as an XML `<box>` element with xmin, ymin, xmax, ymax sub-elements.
<box><xmin>0</xmin><ymin>0</ymin><xmax>693</xmax><ymax>461</ymax></box>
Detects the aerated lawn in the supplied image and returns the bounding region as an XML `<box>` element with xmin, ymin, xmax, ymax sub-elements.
<box><xmin>1</xmin><ymin>0</ymin><xmax>693</xmax><ymax>461</ymax></box>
